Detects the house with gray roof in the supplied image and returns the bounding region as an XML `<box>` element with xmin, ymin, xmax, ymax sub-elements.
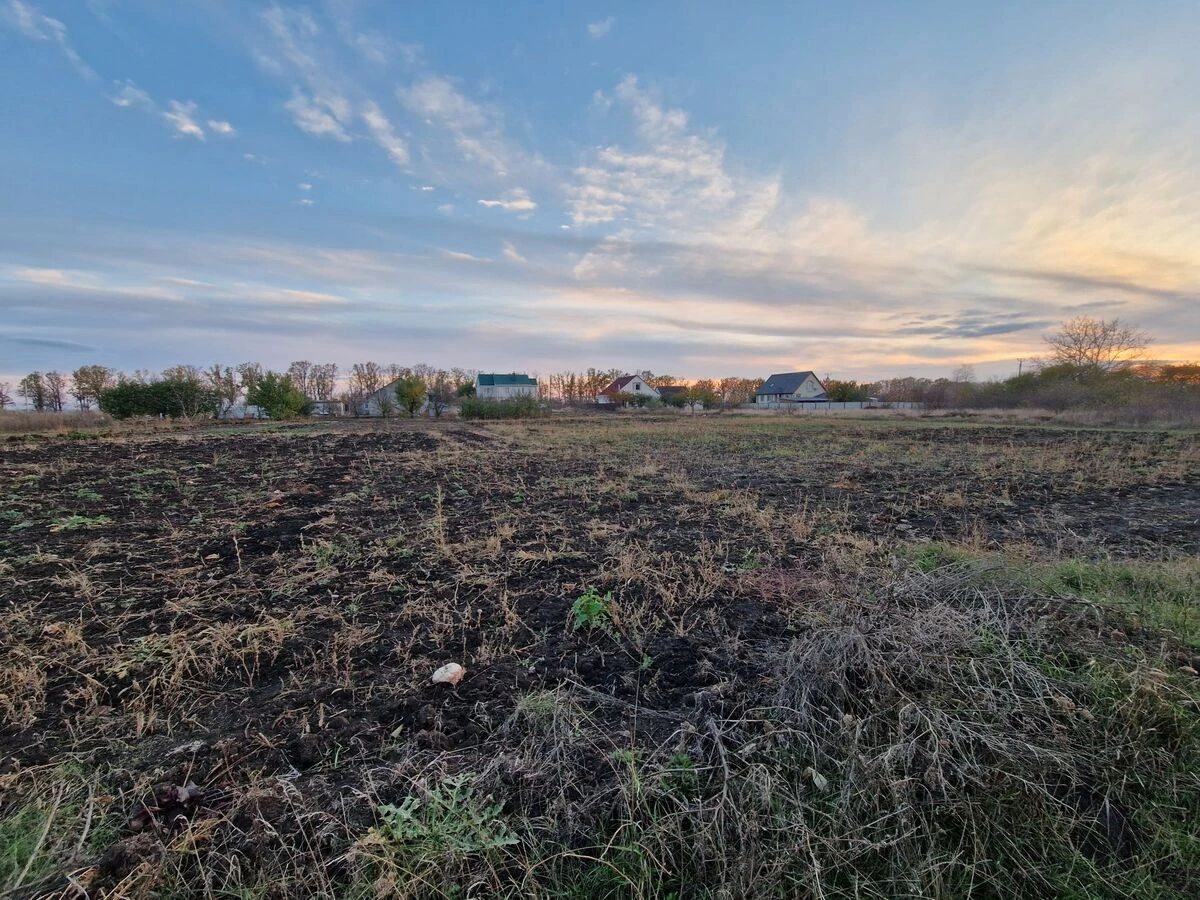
<box><xmin>475</xmin><ymin>372</ymin><xmax>538</xmax><ymax>400</ymax></box>
<box><xmin>755</xmin><ymin>371</ymin><xmax>828</xmax><ymax>405</ymax></box>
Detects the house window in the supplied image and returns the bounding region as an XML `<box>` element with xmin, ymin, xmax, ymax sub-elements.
<box><xmin>634</xmin><ymin>383</ymin><xmax>640</xmax><ymax>391</ymax></box>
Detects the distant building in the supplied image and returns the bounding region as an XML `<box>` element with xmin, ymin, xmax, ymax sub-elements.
<box><xmin>310</xmin><ymin>398</ymin><xmax>348</xmax><ymax>417</ymax></box>
<box><xmin>475</xmin><ymin>372</ymin><xmax>538</xmax><ymax>400</ymax></box>
<box><xmin>356</xmin><ymin>381</ymin><xmax>402</xmax><ymax>417</ymax></box>
<box><xmin>219</xmin><ymin>404</ymin><xmax>268</xmax><ymax>420</ymax></box>
<box><xmin>597</xmin><ymin>373</ymin><xmax>660</xmax><ymax>405</ymax></box>
<box><xmin>755</xmin><ymin>371</ymin><xmax>828</xmax><ymax>405</ymax></box>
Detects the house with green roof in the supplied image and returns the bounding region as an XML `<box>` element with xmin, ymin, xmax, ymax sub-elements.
<box><xmin>475</xmin><ymin>372</ymin><xmax>538</xmax><ymax>400</ymax></box>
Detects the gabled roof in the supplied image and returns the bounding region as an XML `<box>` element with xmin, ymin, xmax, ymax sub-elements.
<box><xmin>599</xmin><ymin>374</ymin><xmax>658</xmax><ymax>395</ymax></box>
<box><xmin>756</xmin><ymin>371</ymin><xmax>824</xmax><ymax>395</ymax></box>
<box><xmin>477</xmin><ymin>372</ymin><xmax>537</xmax><ymax>386</ymax></box>
<box><xmin>656</xmin><ymin>385</ymin><xmax>687</xmax><ymax>396</ymax></box>
<box><xmin>601</xmin><ymin>374</ymin><xmax>637</xmax><ymax>393</ymax></box>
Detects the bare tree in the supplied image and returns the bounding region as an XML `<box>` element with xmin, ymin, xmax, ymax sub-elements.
<box><xmin>952</xmin><ymin>364</ymin><xmax>976</xmax><ymax>383</ymax></box>
<box><xmin>349</xmin><ymin>362</ymin><xmax>385</xmax><ymax>416</ymax></box>
<box><xmin>310</xmin><ymin>363</ymin><xmax>338</xmax><ymax>400</ymax></box>
<box><xmin>351</xmin><ymin>362</ymin><xmax>385</xmax><ymax>396</ymax></box>
<box><xmin>162</xmin><ymin>364</ymin><xmax>203</xmax><ymax>383</ymax></box>
<box><xmin>0</xmin><ymin>381</ymin><xmax>12</xmax><ymax>410</ymax></box>
<box><xmin>44</xmin><ymin>371</ymin><xmax>68</xmax><ymax>412</ymax></box>
<box><xmin>287</xmin><ymin>360</ymin><xmax>313</xmax><ymax>398</ymax></box>
<box><xmin>426</xmin><ymin>370</ymin><xmax>456</xmax><ymax>418</ymax></box>
<box><xmin>71</xmin><ymin>365</ymin><xmax>116</xmax><ymax>410</ymax></box>
<box><xmin>1045</xmin><ymin>317</ymin><xmax>1150</xmax><ymax>372</ymax></box>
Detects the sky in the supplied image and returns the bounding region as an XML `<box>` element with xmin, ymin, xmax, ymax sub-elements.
<box><xmin>2</xmin><ymin>0</ymin><xmax>1200</xmax><ymax>386</ymax></box>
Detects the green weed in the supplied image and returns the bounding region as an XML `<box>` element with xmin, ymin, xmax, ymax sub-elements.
<box><xmin>570</xmin><ymin>587</ymin><xmax>612</xmax><ymax>631</ymax></box>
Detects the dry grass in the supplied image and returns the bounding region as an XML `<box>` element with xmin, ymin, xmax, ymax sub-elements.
<box><xmin>0</xmin><ymin>417</ymin><xmax>1196</xmax><ymax>898</ymax></box>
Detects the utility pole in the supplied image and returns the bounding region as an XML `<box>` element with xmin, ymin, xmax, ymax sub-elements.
<box><xmin>1017</xmin><ymin>358</ymin><xmax>1025</xmax><ymax>376</ymax></box>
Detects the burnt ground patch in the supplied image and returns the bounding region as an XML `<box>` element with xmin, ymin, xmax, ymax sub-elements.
<box><xmin>0</xmin><ymin>418</ymin><xmax>1197</xmax><ymax>898</ymax></box>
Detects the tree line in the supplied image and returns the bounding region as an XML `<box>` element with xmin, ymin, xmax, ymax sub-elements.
<box><xmin>0</xmin><ymin>362</ymin><xmax>479</xmax><ymax>419</ymax></box>
<box><xmin>2</xmin><ymin>319</ymin><xmax>1195</xmax><ymax>420</ymax></box>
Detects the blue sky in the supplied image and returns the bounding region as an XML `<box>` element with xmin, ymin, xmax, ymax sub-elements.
<box><xmin>2</xmin><ymin>1</ymin><xmax>1199</xmax><ymax>384</ymax></box>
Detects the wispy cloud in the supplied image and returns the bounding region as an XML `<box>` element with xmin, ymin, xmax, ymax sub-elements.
<box><xmin>109</xmin><ymin>81</ymin><xmax>235</xmax><ymax>143</ymax></box>
<box><xmin>478</xmin><ymin>188</ymin><xmax>537</xmax><ymax>214</ymax></box>
<box><xmin>207</xmin><ymin>119</ymin><xmax>236</xmax><ymax>137</ymax></box>
<box><xmin>110</xmin><ymin>79</ymin><xmax>152</xmax><ymax>109</ymax></box>
<box><xmin>3</xmin><ymin>0</ymin><xmax>95</xmax><ymax>78</ymax></box>
<box><xmin>163</xmin><ymin>100</ymin><xmax>206</xmax><ymax>140</ymax></box>
<box><xmin>360</xmin><ymin>100</ymin><xmax>409</xmax><ymax>165</ymax></box>
<box><xmin>398</xmin><ymin>76</ymin><xmax>516</xmax><ymax>177</ymax></box>
<box><xmin>587</xmin><ymin>18</ymin><xmax>614</xmax><ymax>39</ymax></box>
<box><xmin>502</xmin><ymin>241</ymin><xmax>527</xmax><ymax>264</ymax></box>
<box><xmin>284</xmin><ymin>90</ymin><xmax>353</xmax><ymax>141</ymax></box>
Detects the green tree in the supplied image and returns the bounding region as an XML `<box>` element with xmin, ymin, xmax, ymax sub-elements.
<box><xmin>825</xmin><ymin>379</ymin><xmax>870</xmax><ymax>401</ymax></box>
<box><xmin>204</xmin><ymin>364</ymin><xmax>240</xmax><ymax>417</ymax></box>
<box><xmin>248</xmin><ymin>371</ymin><xmax>309</xmax><ymax>419</ymax></box>
<box><xmin>99</xmin><ymin>379</ymin><xmax>219</xmax><ymax>419</ymax></box>
<box><xmin>71</xmin><ymin>365</ymin><xmax>117</xmax><ymax>410</ymax></box>
<box><xmin>394</xmin><ymin>376</ymin><xmax>427</xmax><ymax>417</ymax></box>
<box><xmin>18</xmin><ymin>373</ymin><xmax>46</xmax><ymax>411</ymax></box>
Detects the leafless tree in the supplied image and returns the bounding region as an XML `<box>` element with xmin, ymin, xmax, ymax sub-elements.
<box><xmin>310</xmin><ymin>363</ymin><xmax>338</xmax><ymax>400</ymax></box>
<box><xmin>348</xmin><ymin>362</ymin><xmax>386</xmax><ymax>415</ymax></box>
<box><xmin>426</xmin><ymin>370</ymin><xmax>455</xmax><ymax>418</ymax></box>
<box><xmin>351</xmin><ymin>362</ymin><xmax>385</xmax><ymax>395</ymax></box>
<box><xmin>287</xmin><ymin>360</ymin><xmax>313</xmax><ymax>398</ymax></box>
<box><xmin>1045</xmin><ymin>317</ymin><xmax>1150</xmax><ymax>372</ymax></box>
<box><xmin>44</xmin><ymin>371</ymin><xmax>68</xmax><ymax>412</ymax></box>
<box><xmin>71</xmin><ymin>365</ymin><xmax>116</xmax><ymax>410</ymax></box>
<box><xmin>449</xmin><ymin>367</ymin><xmax>475</xmax><ymax>392</ymax></box>
<box><xmin>162</xmin><ymin>364</ymin><xmax>203</xmax><ymax>383</ymax></box>
<box><xmin>952</xmin><ymin>364</ymin><xmax>976</xmax><ymax>383</ymax></box>
<box><xmin>0</xmin><ymin>381</ymin><xmax>12</xmax><ymax>410</ymax></box>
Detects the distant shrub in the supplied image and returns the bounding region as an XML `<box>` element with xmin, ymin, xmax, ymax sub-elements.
<box><xmin>99</xmin><ymin>379</ymin><xmax>219</xmax><ymax>419</ymax></box>
<box><xmin>460</xmin><ymin>396</ymin><xmax>546</xmax><ymax>419</ymax></box>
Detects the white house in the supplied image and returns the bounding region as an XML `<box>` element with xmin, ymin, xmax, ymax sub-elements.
<box><xmin>475</xmin><ymin>372</ymin><xmax>538</xmax><ymax>400</ymax></box>
<box><xmin>755</xmin><ymin>371</ymin><xmax>828</xmax><ymax>405</ymax></box>
<box><xmin>597</xmin><ymin>373</ymin><xmax>660</xmax><ymax>405</ymax></box>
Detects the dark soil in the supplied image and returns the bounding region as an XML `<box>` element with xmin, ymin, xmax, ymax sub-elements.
<box><xmin>1</xmin><ymin>418</ymin><xmax>1196</xmax><ymax>896</ymax></box>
